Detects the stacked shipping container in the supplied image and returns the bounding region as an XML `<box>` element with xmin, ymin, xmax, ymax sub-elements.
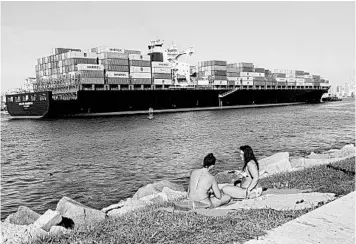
<box><xmin>129</xmin><ymin>54</ymin><xmax>152</xmax><ymax>85</ymax></box>
<box><xmin>198</xmin><ymin>61</ymin><xmax>227</xmax><ymax>86</ymax></box>
<box><xmin>152</xmin><ymin>62</ymin><xmax>172</xmax><ymax>85</ymax></box>
<box><xmin>238</xmin><ymin>63</ymin><xmax>254</xmax><ymax>86</ymax></box>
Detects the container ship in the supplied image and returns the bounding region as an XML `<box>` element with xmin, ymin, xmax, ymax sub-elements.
<box><xmin>5</xmin><ymin>39</ymin><xmax>330</xmax><ymax>119</ymax></box>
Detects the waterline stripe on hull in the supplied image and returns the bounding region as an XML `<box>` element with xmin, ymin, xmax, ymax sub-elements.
<box><xmin>9</xmin><ymin>115</ymin><xmax>45</xmax><ymax>119</ymax></box>
<box><xmin>70</xmin><ymin>102</ymin><xmax>305</xmax><ymax>117</ymax></box>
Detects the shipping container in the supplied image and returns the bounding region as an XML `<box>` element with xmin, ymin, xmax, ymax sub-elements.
<box><xmin>78</xmin><ymin>70</ymin><xmax>104</xmax><ymax>78</ymax></box>
<box><xmin>304</xmin><ymin>83</ymin><xmax>313</xmax><ymax>86</ymax></box>
<box><xmin>124</xmin><ymin>49</ymin><xmax>142</xmax><ymax>55</ymax></box>
<box><xmin>128</xmin><ymin>54</ymin><xmax>150</xmax><ymax>61</ymax></box>
<box><xmin>152</xmin><ymin>73</ymin><xmax>171</xmax><ymax>79</ymax></box>
<box><xmin>106</xmin><ymin>72</ymin><xmax>129</xmax><ymax>78</ymax></box>
<box><xmin>240</xmin><ymin>72</ymin><xmax>253</xmax><ymax>77</ymax></box>
<box><xmin>153</xmin><ymin>67</ymin><xmax>171</xmax><ymax>74</ymax></box>
<box><xmin>98</xmin><ymin>52</ymin><xmax>129</xmax><ymax>59</ymax></box>
<box><xmin>130</xmin><ymin>73</ymin><xmax>152</xmax><ymax>79</ymax></box>
<box><xmin>296</xmin><ymin>82</ymin><xmax>304</xmax><ymax>86</ymax></box>
<box><xmin>77</xmin><ymin>64</ymin><xmax>104</xmax><ymax>71</ymax></box>
<box><xmin>129</xmin><ymin>60</ymin><xmax>151</xmax><ymax>67</ymax></box>
<box><xmin>107</xmin><ymin>78</ymin><xmax>130</xmax><ymax>85</ymax></box>
<box><xmin>99</xmin><ymin>58</ymin><xmax>129</xmax><ymax>66</ymax></box>
<box><xmin>197</xmin><ymin>80</ymin><xmax>209</xmax><ymax>86</ymax></box>
<box><xmin>253</xmin><ymin>81</ymin><xmax>265</xmax><ymax>86</ymax></box>
<box><xmin>93</xmin><ymin>46</ymin><xmax>125</xmax><ymax>54</ymax></box>
<box><xmin>103</xmin><ymin>65</ymin><xmax>130</xmax><ymax>72</ymax></box>
<box><xmin>240</xmin><ymin>76</ymin><xmax>254</xmax><ymax>81</ymax></box>
<box><xmin>131</xmin><ymin>78</ymin><xmax>151</xmax><ymax>85</ymax></box>
<box><xmin>54</xmin><ymin>48</ymin><xmax>81</xmax><ymax>55</ymax></box>
<box><xmin>239</xmin><ymin>62</ymin><xmax>254</xmax><ymax>68</ymax></box>
<box><xmin>227</xmin><ymin>66</ymin><xmax>239</xmax><ymax>72</ymax></box>
<box><xmin>130</xmin><ymin>66</ymin><xmax>151</xmax><ymax>73</ymax></box>
<box><xmin>240</xmin><ymin>67</ymin><xmax>254</xmax><ymax>72</ymax></box>
<box><xmin>276</xmin><ymin>78</ymin><xmax>287</xmax><ymax>82</ymax></box>
<box><xmin>213</xmin><ymin>80</ymin><xmax>228</xmax><ymax>86</ymax></box>
<box><xmin>287</xmin><ymin>78</ymin><xmax>296</xmax><ymax>82</ymax></box>
<box><xmin>66</xmin><ymin>51</ymin><xmax>98</xmax><ymax>59</ymax></box>
<box><xmin>153</xmin><ymin>79</ymin><xmax>173</xmax><ymax>85</ymax></box>
<box><xmin>241</xmin><ymin>81</ymin><xmax>253</xmax><ymax>86</ymax></box>
<box><xmin>254</xmin><ymin>68</ymin><xmax>265</xmax><ymax>73</ymax></box>
<box><xmin>227</xmin><ymin>72</ymin><xmax>239</xmax><ymax>77</ymax></box>
<box><xmin>313</xmin><ymin>82</ymin><xmax>321</xmax><ymax>86</ymax></box>
<box><xmin>253</xmin><ymin>77</ymin><xmax>265</xmax><ymax>82</ymax></box>
<box><xmin>80</xmin><ymin>77</ymin><xmax>105</xmax><ymax>84</ymax></box>
<box><xmin>151</xmin><ymin>62</ymin><xmax>171</xmax><ymax>68</ymax></box>
<box><xmin>227</xmin><ymin>63</ymin><xmax>238</xmax><ymax>68</ymax></box>
<box><xmin>227</xmin><ymin>77</ymin><xmax>238</xmax><ymax>81</ymax></box>
<box><xmin>275</xmin><ymin>73</ymin><xmax>286</xmax><ymax>78</ymax></box>
<box><xmin>295</xmin><ymin>70</ymin><xmax>304</xmax><ymax>76</ymax></box>
<box><xmin>277</xmin><ymin>82</ymin><xmax>287</xmax><ymax>86</ymax></box>
<box><xmin>296</xmin><ymin>78</ymin><xmax>305</xmax><ymax>82</ymax></box>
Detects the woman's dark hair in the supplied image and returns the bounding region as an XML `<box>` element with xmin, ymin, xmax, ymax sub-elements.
<box><xmin>240</xmin><ymin>145</ymin><xmax>259</xmax><ymax>171</ymax></box>
<box><xmin>203</xmin><ymin>153</ymin><xmax>216</xmax><ymax>168</ymax></box>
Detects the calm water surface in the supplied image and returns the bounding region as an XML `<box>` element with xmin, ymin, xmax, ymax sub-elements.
<box><xmin>1</xmin><ymin>99</ymin><xmax>355</xmax><ymax>219</ymax></box>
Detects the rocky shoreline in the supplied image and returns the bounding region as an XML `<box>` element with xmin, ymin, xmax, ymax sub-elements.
<box><xmin>1</xmin><ymin>144</ymin><xmax>355</xmax><ymax>244</ymax></box>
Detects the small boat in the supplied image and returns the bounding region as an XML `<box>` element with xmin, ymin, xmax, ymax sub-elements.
<box><xmin>322</xmin><ymin>95</ymin><xmax>342</xmax><ymax>102</ymax></box>
<box><xmin>148</xmin><ymin>108</ymin><xmax>154</xmax><ymax>119</ymax></box>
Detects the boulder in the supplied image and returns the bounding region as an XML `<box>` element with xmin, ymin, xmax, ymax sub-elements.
<box><xmin>4</xmin><ymin>206</ymin><xmax>40</xmax><ymax>225</ymax></box>
<box><xmin>259</xmin><ymin>152</ymin><xmax>292</xmax><ymax>177</ymax></box>
<box><xmin>132</xmin><ymin>184</ymin><xmax>160</xmax><ymax>200</ymax></box>
<box><xmin>132</xmin><ymin>180</ymin><xmax>185</xmax><ymax>200</ymax></box>
<box><xmin>56</xmin><ymin>197</ymin><xmax>105</xmax><ymax>230</ymax></box>
<box><xmin>1</xmin><ymin>222</ymin><xmax>48</xmax><ymax>244</ymax></box>
<box><xmin>151</xmin><ymin>180</ymin><xmax>185</xmax><ymax>192</ymax></box>
<box><xmin>33</xmin><ymin>209</ymin><xmax>62</xmax><ymax>232</ymax></box>
<box><xmin>49</xmin><ymin>226</ymin><xmax>71</xmax><ymax>236</ymax></box>
<box><xmin>161</xmin><ymin>187</ymin><xmax>187</xmax><ymax>201</ymax></box>
<box><xmin>339</xmin><ymin>144</ymin><xmax>356</xmax><ymax>158</ymax></box>
<box><xmin>107</xmin><ymin>199</ymin><xmax>148</xmax><ymax>217</ymax></box>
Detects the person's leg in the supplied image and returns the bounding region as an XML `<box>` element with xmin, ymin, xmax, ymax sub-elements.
<box><xmin>210</xmin><ymin>194</ymin><xmax>231</xmax><ymax>208</ymax></box>
<box><xmin>221</xmin><ymin>185</ymin><xmax>246</xmax><ymax>199</ymax></box>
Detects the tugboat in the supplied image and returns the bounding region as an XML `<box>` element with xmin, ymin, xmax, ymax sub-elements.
<box><xmin>322</xmin><ymin>94</ymin><xmax>342</xmax><ymax>102</ymax></box>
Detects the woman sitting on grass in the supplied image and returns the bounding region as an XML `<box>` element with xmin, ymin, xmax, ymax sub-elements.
<box><xmin>188</xmin><ymin>153</ymin><xmax>231</xmax><ymax>208</ymax></box>
<box><xmin>222</xmin><ymin>145</ymin><xmax>262</xmax><ymax>199</ymax></box>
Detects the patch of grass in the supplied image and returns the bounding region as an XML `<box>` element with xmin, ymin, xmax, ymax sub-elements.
<box><xmin>260</xmin><ymin>157</ymin><xmax>355</xmax><ymax>196</ymax></box>
<box><xmin>36</xmin><ymin>207</ymin><xmax>311</xmax><ymax>244</ymax></box>
<box><xmin>34</xmin><ymin>157</ymin><xmax>355</xmax><ymax>244</ymax></box>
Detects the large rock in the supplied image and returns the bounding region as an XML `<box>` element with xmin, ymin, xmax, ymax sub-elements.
<box><xmin>161</xmin><ymin>187</ymin><xmax>187</xmax><ymax>201</ymax></box>
<box><xmin>33</xmin><ymin>209</ymin><xmax>62</xmax><ymax>232</ymax></box>
<box><xmin>259</xmin><ymin>152</ymin><xmax>292</xmax><ymax>178</ymax></box>
<box><xmin>49</xmin><ymin>226</ymin><xmax>71</xmax><ymax>236</ymax></box>
<box><xmin>132</xmin><ymin>180</ymin><xmax>185</xmax><ymax>200</ymax></box>
<box><xmin>1</xmin><ymin>222</ymin><xmax>48</xmax><ymax>244</ymax></box>
<box><xmin>4</xmin><ymin>206</ymin><xmax>40</xmax><ymax>225</ymax></box>
<box><xmin>56</xmin><ymin>197</ymin><xmax>105</xmax><ymax>230</ymax></box>
<box><xmin>107</xmin><ymin>199</ymin><xmax>148</xmax><ymax>217</ymax></box>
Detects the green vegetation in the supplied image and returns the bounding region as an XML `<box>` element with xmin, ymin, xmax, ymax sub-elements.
<box><xmin>35</xmin><ymin>157</ymin><xmax>355</xmax><ymax>244</ymax></box>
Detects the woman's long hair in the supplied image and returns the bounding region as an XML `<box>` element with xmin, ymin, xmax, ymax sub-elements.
<box><xmin>240</xmin><ymin>145</ymin><xmax>259</xmax><ymax>171</ymax></box>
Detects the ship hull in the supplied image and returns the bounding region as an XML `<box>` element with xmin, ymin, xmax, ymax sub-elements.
<box><xmin>6</xmin><ymin>88</ymin><xmax>328</xmax><ymax>119</ymax></box>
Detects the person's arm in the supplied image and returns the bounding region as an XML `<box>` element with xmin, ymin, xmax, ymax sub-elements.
<box><xmin>246</xmin><ymin>161</ymin><xmax>259</xmax><ymax>197</ymax></box>
<box><xmin>211</xmin><ymin>177</ymin><xmax>222</xmax><ymax>199</ymax></box>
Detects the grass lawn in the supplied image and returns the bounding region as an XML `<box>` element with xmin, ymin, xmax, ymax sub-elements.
<box><xmin>35</xmin><ymin>157</ymin><xmax>355</xmax><ymax>244</ymax></box>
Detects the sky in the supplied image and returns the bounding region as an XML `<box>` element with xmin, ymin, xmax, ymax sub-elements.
<box><xmin>1</xmin><ymin>1</ymin><xmax>355</xmax><ymax>92</ymax></box>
